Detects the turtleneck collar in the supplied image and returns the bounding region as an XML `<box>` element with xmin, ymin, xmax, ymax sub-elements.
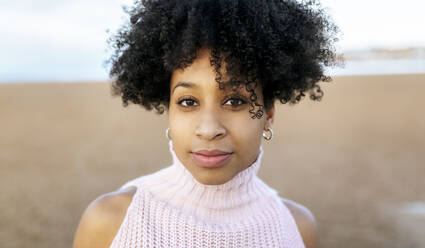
<box><xmin>140</xmin><ymin>140</ymin><xmax>277</xmax><ymax>224</ymax></box>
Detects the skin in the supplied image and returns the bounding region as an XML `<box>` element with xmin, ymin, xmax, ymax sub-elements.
<box><xmin>72</xmin><ymin>47</ymin><xmax>319</xmax><ymax>248</ymax></box>
<box><xmin>168</xmin><ymin>47</ymin><xmax>273</xmax><ymax>185</ymax></box>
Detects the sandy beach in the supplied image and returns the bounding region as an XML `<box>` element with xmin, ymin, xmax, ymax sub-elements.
<box><xmin>1</xmin><ymin>74</ymin><xmax>424</xmax><ymax>248</ymax></box>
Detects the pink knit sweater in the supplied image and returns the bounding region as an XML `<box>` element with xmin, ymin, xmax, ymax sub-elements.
<box><xmin>109</xmin><ymin>141</ymin><xmax>305</xmax><ymax>247</ymax></box>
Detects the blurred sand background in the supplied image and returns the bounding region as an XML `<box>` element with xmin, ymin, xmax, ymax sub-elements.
<box><xmin>1</xmin><ymin>74</ymin><xmax>424</xmax><ymax>248</ymax></box>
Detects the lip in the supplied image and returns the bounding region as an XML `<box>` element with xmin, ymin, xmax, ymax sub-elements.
<box><xmin>191</xmin><ymin>150</ymin><xmax>233</xmax><ymax>168</ymax></box>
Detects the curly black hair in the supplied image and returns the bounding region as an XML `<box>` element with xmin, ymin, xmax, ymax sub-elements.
<box><xmin>107</xmin><ymin>0</ymin><xmax>341</xmax><ymax>119</ymax></box>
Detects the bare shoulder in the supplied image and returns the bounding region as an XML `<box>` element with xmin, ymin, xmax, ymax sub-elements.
<box><xmin>281</xmin><ymin>197</ymin><xmax>319</xmax><ymax>248</ymax></box>
<box><xmin>72</xmin><ymin>186</ymin><xmax>137</xmax><ymax>248</ymax></box>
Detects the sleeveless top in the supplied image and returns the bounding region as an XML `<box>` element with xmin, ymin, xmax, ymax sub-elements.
<box><xmin>109</xmin><ymin>140</ymin><xmax>306</xmax><ymax>248</ymax></box>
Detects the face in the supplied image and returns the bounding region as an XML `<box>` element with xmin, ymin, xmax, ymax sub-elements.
<box><xmin>168</xmin><ymin>47</ymin><xmax>274</xmax><ymax>185</ymax></box>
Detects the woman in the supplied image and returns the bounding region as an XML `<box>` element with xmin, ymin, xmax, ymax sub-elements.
<box><xmin>73</xmin><ymin>0</ymin><xmax>339</xmax><ymax>247</ymax></box>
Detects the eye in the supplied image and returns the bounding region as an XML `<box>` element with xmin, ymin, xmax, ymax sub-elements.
<box><xmin>223</xmin><ymin>97</ymin><xmax>247</xmax><ymax>107</ymax></box>
<box><xmin>177</xmin><ymin>98</ymin><xmax>199</xmax><ymax>107</ymax></box>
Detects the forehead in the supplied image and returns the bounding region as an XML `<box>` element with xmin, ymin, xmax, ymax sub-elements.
<box><xmin>170</xmin><ymin>48</ymin><xmax>217</xmax><ymax>87</ymax></box>
<box><xmin>170</xmin><ymin>48</ymin><xmax>252</xmax><ymax>95</ymax></box>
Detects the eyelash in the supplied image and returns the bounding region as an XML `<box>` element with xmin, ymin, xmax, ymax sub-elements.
<box><xmin>177</xmin><ymin>96</ymin><xmax>247</xmax><ymax>108</ymax></box>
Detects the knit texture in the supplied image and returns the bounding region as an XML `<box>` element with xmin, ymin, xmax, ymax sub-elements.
<box><xmin>109</xmin><ymin>141</ymin><xmax>305</xmax><ymax>248</ymax></box>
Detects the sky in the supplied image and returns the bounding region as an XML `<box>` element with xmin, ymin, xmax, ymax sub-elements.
<box><xmin>320</xmin><ymin>0</ymin><xmax>425</xmax><ymax>50</ymax></box>
<box><xmin>0</xmin><ymin>0</ymin><xmax>424</xmax><ymax>82</ymax></box>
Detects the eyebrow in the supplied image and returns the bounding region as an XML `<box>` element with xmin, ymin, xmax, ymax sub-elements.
<box><xmin>172</xmin><ymin>81</ymin><xmax>198</xmax><ymax>94</ymax></box>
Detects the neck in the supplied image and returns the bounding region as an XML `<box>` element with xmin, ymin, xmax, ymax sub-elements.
<box><xmin>140</xmin><ymin>140</ymin><xmax>277</xmax><ymax>224</ymax></box>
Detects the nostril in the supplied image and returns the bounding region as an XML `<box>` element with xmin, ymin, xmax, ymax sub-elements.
<box><xmin>195</xmin><ymin>127</ymin><xmax>226</xmax><ymax>140</ymax></box>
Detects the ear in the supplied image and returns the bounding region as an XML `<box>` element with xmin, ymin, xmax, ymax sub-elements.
<box><xmin>264</xmin><ymin>102</ymin><xmax>275</xmax><ymax>130</ymax></box>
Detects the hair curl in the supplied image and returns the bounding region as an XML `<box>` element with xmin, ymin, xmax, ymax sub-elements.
<box><xmin>107</xmin><ymin>0</ymin><xmax>341</xmax><ymax>118</ymax></box>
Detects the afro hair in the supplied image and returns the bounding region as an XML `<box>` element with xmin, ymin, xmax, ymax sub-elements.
<box><xmin>107</xmin><ymin>0</ymin><xmax>341</xmax><ymax>118</ymax></box>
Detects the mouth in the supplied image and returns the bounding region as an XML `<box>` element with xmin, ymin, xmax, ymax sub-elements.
<box><xmin>190</xmin><ymin>150</ymin><xmax>233</xmax><ymax>168</ymax></box>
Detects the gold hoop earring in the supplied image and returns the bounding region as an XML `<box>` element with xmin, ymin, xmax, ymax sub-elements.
<box><xmin>262</xmin><ymin>127</ymin><xmax>273</xmax><ymax>141</ymax></box>
<box><xmin>166</xmin><ymin>128</ymin><xmax>172</xmax><ymax>140</ymax></box>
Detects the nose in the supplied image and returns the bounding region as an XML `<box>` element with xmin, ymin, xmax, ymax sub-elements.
<box><xmin>195</xmin><ymin>109</ymin><xmax>226</xmax><ymax>140</ymax></box>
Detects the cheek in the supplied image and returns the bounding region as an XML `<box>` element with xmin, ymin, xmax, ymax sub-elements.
<box><xmin>227</xmin><ymin>116</ymin><xmax>263</xmax><ymax>144</ymax></box>
<box><xmin>169</xmin><ymin>114</ymin><xmax>191</xmax><ymax>138</ymax></box>
<box><xmin>168</xmin><ymin>115</ymin><xmax>191</xmax><ymax>159</ymax></box>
